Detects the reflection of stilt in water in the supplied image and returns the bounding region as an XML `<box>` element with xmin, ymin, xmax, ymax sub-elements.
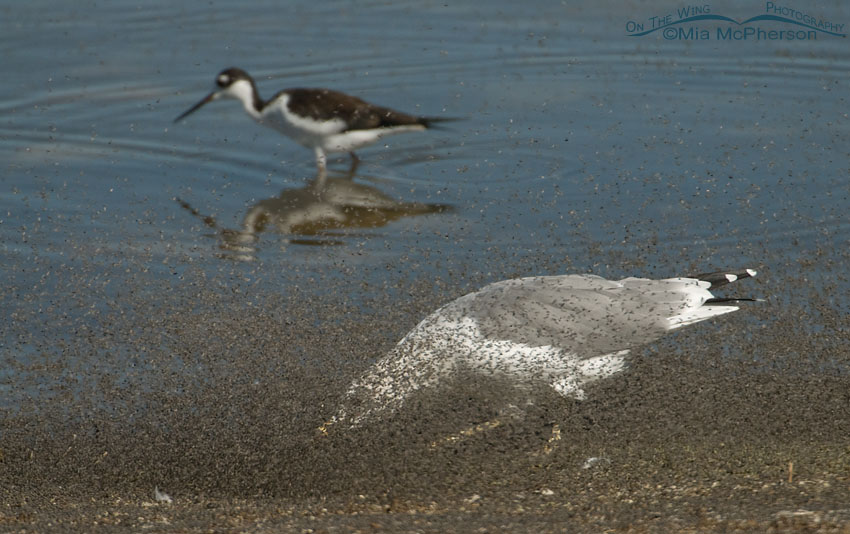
<box><xmin>175</xmin><ymin>196</ymin><xmax>258</xmax><ymax>262</ymax></box>
<box><xmin>177</xmin><ymin>168</ymin><xmax>451</xmax><ymax>260</ymax></box>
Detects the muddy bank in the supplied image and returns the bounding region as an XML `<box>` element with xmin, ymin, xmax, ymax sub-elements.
<box><xmin>3</xmin><ymin>263</ymin><xmax>849</xmax><ymax>532</ymax></box>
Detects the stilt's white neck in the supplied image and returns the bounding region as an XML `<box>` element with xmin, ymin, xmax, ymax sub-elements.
<box><xmin>221</xmin><ymin>79</ymin><xmax>261</xmax><ymax>119</ymax></box>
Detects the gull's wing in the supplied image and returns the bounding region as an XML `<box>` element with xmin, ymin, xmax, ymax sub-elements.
<box><xmin>460</xmin><ymin>274</ymin><xmax>717</xmax><ymax>356</ymax></box>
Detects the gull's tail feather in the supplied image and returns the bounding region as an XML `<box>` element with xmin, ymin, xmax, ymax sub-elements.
<box><xmin>668</xmin><ymin>304</ymin><xmax>740</xmax><ymax>329</ymax></box>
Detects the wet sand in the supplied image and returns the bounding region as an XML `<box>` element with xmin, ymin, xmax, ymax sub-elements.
<box><xmin>3</xmin><ymin>264</ymin><xmax>850</xmax><ymax>533</ymax></box>
<box><xmin>5</xmin><ymin>479</ymin><xmax>850</xmax><ymax>533</ymax></box>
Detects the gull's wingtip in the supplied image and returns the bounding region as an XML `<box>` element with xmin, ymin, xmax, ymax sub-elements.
<box><xmin>692</xmin><ymin>268</ymin><xmax>758</xmax><ymax>289</ymax></box>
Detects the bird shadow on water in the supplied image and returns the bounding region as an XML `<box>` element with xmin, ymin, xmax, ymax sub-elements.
<box><xmin>176</xmin><ymin>166</ymin><xmax>451</xmax><ymax>260</ymax></box>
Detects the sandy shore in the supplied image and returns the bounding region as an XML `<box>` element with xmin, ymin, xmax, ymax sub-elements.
<box><xmin>4</xmin><ymin>275</ymin><xmax>849</xmax><ymax>533</ymax></box>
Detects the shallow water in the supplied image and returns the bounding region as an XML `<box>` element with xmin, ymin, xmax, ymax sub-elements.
<box><xmin>3</xmin><ymin>2</ymin><xmax>847</xmax><ymax>274</ymax></box>
<box><xmin>2</xmin><ymin>0</ymin><xmax>850</xmax><ymax>521</ymax></box>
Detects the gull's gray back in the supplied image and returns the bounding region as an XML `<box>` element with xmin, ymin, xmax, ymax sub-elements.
<box><xmin>452</xmin><ymin>274</ymin><xmax>710</xmax><ymax>356</ymax></box>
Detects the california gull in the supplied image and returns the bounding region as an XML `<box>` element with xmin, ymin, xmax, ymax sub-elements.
<box><xmin>325</xmin><ymin>268</ymin><xmax>758</xmax><ymax>429</ymax></box>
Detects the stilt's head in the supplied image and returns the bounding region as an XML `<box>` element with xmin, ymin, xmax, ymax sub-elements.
<box><xmin>174</xmin><ymin>67</ymin><xmax>261</xmax><ymax>122</ymax></box>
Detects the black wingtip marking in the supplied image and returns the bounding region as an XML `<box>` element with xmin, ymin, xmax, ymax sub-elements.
<box><xmin>695</xmin><ymin>268</ymin><xmax>761</xmax><ymax>306</ymax></box>
<box><xmin>704</xmin><ymin>297</ymin><xmax>763</xmax><ymax>305</ymax></box>
<box><xmin>692</xmin><ymin>268</ymin><xmax>757</xmax><ymax>289</ymax></box>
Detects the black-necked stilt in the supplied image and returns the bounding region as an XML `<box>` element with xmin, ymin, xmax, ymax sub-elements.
<box><xmin>323</xmin><ymin>269</ymin><xmax>759</xmax><ymax>431</ymax></box>
<box><xmin>175</xmin><ymin>67</ymin><xmax>451</xmax><ymax>179</ymax></box>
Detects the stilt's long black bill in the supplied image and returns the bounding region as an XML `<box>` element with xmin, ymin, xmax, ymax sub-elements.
<box><xmin>174</xmin><ymin>92</ymin><xmax>217</xmax><ymax>123</ymax></box>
